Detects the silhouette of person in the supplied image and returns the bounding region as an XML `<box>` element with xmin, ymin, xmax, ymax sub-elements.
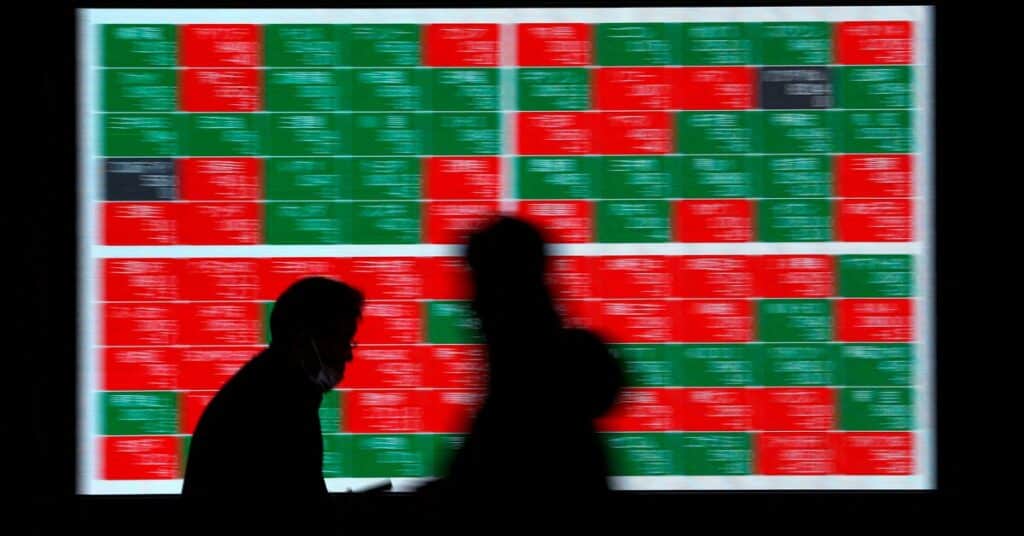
<box><xmin>181</xmin><ymin>276</ymin><xmax>363</xmax><ymax>533</ymax></box>
<box><xmin>417</xmin><ymin>216</ymin><xmax>624</xmax><ymax>529</ymax></box>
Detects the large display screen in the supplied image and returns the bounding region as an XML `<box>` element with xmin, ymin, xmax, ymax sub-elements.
<box><xmin>78</xmin><ymin>6</ymin><xmax>934</xmax><ymax>493</ymax></box>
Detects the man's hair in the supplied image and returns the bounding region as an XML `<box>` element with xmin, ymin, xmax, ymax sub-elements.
<box><xmin>269</xmin><ymin>276</ymin><xmax>364</xmax><ymax>348</ymax></box>
<box><xmin>466</xmin><ymin>216</ymin><xmax>547</xmax><ymax>285</ymax></box>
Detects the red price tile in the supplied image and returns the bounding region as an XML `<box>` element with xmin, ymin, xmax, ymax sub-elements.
<box><xmin>343</xmin><ymin>389</ymin><xmax>428</xmax><ymax>433</ymax></box>
<box><xmin>756</xmin><ymin>388</ymin><xmax>836</xmax><ymax>431</ymax></box>
<box><xmin>517</xmin><ymin>200</ymin><xmax>594</xmax><ymax>243</ymax></box>
<box><xmin>596</xmin><ymin>112</ymin><xmax>673</xmax><ymax>154</ymax></box>
<box><xmin>424</xmin><ymin>201</ymin><xmax>500</xmax><ymax>244</ymax></box>
<box><xmin>673</xmin><ymin>255</ymin><xmax>756</xmax><ymax>298</ymax></box>
<box><xmin>424</xmin><ymin>389</ymin><xmax>486</xmax><ymax>433</ymax></box>
<box><xmin>181</xmin><ymin>258</ymin><xmax>263</xmax><ymax>301</ymax></box>
<box><xmin>420</xmin><ymin>257</ymin><xmax>473</xmax><ymax>300</ymax></box>
<box><xmin>180</xmin><ymin>24</ymin><xmax>261</xmax><ymax>67</ymax></box>
<box><xmin>517</xmin><ymin>112</ymin><xmax>594</xmax><ymax>155</ymax></box>
<box><xmin>425</xmin><ymin>157</ymin><xmax>501</xmax><ymax>200</ymax></box>
<box><xmin>181</xmin><ymin>391</ymin><xmax>218</xmax><ymax>434</ymax></box>
<box><xmin>102</xmin><ymin>436</ymin><xmax>180</xmax><ymax>480</ymax></box>
<box><xmin>757</xmin><ymin>255</ymin><xmax>835</xmax><ymax>298</ymax></box>
<box><xmin>592</xmin><ymin>300</ymin><xmax>674</xmax><ymax>343</ymax></box>
<box><xmin>676</xmin><ymin>300</ymin><xmax>754</xmax><ymax>342</ymax></box>
<box><xmin>359</xmin><ymin>301</ymin><xmax>423</xmax><ymax>344</ymax></box>
<box><xmin>103</xmin><ymin>302</ymin><xmax>180</xmax><ymax>346</ymax></box>
<box><xmin>756</xmin><ymin>432</ymin><xmax>838</xmax><ymax>475</ymax></box>
<box><xmin>517</xmin><ymin>23</ymin><xmax>591</xmax><ymax>66</ymax></box>
<box><xmin>594</xmin><ymin>67</ymin><xmax>674</xmax><ymax>110</ymax></box>
<box><xmin>343</xmin><ymin>257</ymin><xmax>424</xmax><ymax>300</ymax></box>
<box><xmin>103</xmin><ymin>258</ymin><xmax>181</xmax><ymax>301</ymax></box>
<box><xmin>179</xmin><ymin>302</ymin><xmax>262</xmax><ymax>345</ymax></box>
<box><xmin>546</xmin><ymin>256</ymin><xmax>597</xmax><ymax>300</ymax></box>
<box><xmin>178</xmin><ymin>203</ymin><xmax>261</xmax><ymax>245</ymax></box>
<box><xmin>342</xmin><ymin>345</ymin><xmax>425</xmax><ymax>389</ymax></box>
<box><xmin>261</xmin><ymin>257</ymin><xmax>343</xmax><ymax>300</ymax></box>
<box><xmin>423</xmin><ymin>345</ymin><xmax>487</xmax><ymax>389</ymax></box>
<box><xmin>837</xmin><ymin>199</ymin><xmax>913</xmax><ymax>242</ymax></box>
<box><xmin>837</xmin><ymin>298</ymin><xmax>913</xmax><ymax>342</ymax></box>
<box><xmin>596</xmin><ymin>388</ymin><xmax>676</xmax><ymax>432</ymax></box>
<box><xmin>179</xmin><ymin>158</ymin><xmax>262</xmax><ymax>201</ymax></box>
<box><xmin>424</xmin><ymin>24</ymin><xmax>499</xmax><ymax>66</ymax></box>
<box><xmin>675</xmin><ymin>67</ymin><xmax>757</xmax><ymax>110</ymax></box>
<box><xmin>674</xmin><ymin>200</ymin><xmax>754</xmax><ymax>242</ymax></box>
<box><xmin>180</xmin><ymin>69</ymin><xmax>261</xmax><ymax>112</ymax></box>
<box><xmin>178</xmin><ymin>347</ymin><xmax>258</xmax><ymax>391</ymax></box>
<box><xmin>102</xmin><ymin>202</ymin><xmax>178</xmax><ymax>245</ymax></box>
<box><xmin>676</xmin><ymin>388</ymin><xmax>756</xmax><ymax>431</ymax></box>
<box><xmin>594</xmin><ymin>256</ymin><xmax>672</xmax><ymax>298</ymax></box>
<box><xmin>103</xmin><ymin>347</ymin><xmax>178</xmax><ymax>391</ymax></box>
<box><xmin>836</xmin><ymin>21</ymin><xmax>913</xmax><ymax>65</ymax></box>
<box><xmin>836</xmin><ymin>155</ymin><xmax>912</xmax><ymax>197</ymax></box>
<box><xmin>839</xmin><ymin>432</ymin><xmax>914</xmax><ymax>474</ymax></box>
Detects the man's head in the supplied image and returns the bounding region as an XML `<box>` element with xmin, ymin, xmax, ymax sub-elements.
<box><xmin>270</xmin><ymin>277</ymin><xmax>364</xmax><ymax>392</ymax></box>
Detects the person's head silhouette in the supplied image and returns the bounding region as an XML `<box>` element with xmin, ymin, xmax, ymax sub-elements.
<box><xmin>269</xmin><ymin>276</ymin><xmax>364</xmax><ymax>392</ymax></box>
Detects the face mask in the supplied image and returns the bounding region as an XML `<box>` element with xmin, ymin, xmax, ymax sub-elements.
<box><xmin>307</xmin><ymin>337</ymin><xmax>342</xmax><ymax>392</ymax></box>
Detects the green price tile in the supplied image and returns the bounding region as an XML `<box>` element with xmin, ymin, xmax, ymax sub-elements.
<box><xmin>679</xmin><ymin>23</ymin><xmax>757</xmax><ymax>65</ymax></box>
<box><xmin>351</xmin><ymin>157</ymin><xmax>421</xmax><ymax>200</ymax></box>
<box><xmin>595</xmin><ymin>200</ymin><xmax>671</xmax><ymax>243</ymax></box>
<box><xmin>671</xmin><ymin>344</ymin><xmax>761</xmax><ymax>387</ymax></box>
<box><xmin>758</xmin><ymin>22</ymin><xmax>832</xmax><ymax>65</ymax></box>
<box><xmin>840</xmin><ymin>110</ymin><xmax>913</xmax><ymax>153</ymax></box>
<box><xmin>262</xmin><ymin>301</ymin><xmax>274</xmax><ymax>343</ymax></box>
<box><xmin>760</xmin><ymin>155</ymin><xmax>832</xmax><ymax>198</ymax></box>
<box><xmin>603</xmin><ymin>433</ymin><xmax>676</xmax><ymax>475</ymax></box>
<box><xmin>515</xmin><ymin>157</ymin><xmax>597</xmax><ymax>199</ymax></box>
<box><xmin>761</xmin><ymin>343</ymin><xmax>838</xmax><ymax>386</ymax></box>
<box><xmin>319</xmin><ymin>389</ymin><xmax>341</xmax><ymax>433</ymax></box>
<box><xmin>757</xmin><ymin>199</ymin><xmax>833</xmax><ymax>242</ymax></box>
<box><xmin>595</xmin><ymin>23</ymin><xmax>682</xmax><ymax>66</ymax></box>
<box><xmin>351</xmin><ymin>69</ymin><xmax>428</xmax><ymax>111</ymax></box>
<box><xmin>426</xmin><ymin>301</ymin><xmax>482</xmax><ymax>344</ymax></box>
<box><xmin>839</xmin><ymin>255</ymin><xmax>914</xmax><ymax>297</ymax></box>
<box><xmin>265</xmin><ymin>69</ymin><xmax>348</xmax><ymax>111</ymax></box>
<box><xmin>265</xmin><ymin>157</ymin><xmax>350</xmax><ymax>201</ymax></box>
<box><xmin>351</xmin><ymin>201</ymin><xmax>421</xmax><ymax>244</ymax></box>
<box><xmin>675</xmin><ymin>433</ymin><xmax>752</xmax><ymax>475</ymax></box>
<box><xmin>350</xmin><ymin>434</ymin><xmax>434</xmax><ymax>477</ymax></box>
<box><xmin>103</xmin><ymin>69</ymin><xmax>176</xmax><ymax>112</ymax></box>
<box><xmin>763</xmin><ymin>111</ymin><xmax>836</xmax><ymax>154</ymax></box>
<box><xmin>431</xmin><ymin>69</ymin><xmax>500</xmax><ymax>111</ymax></box>
<box><xmin>679</xmin><ymin>155</ymin><xmax>758</xmax><ymax>198</ymax></box>
<box><xmin>430</xmin><ymin>113</ymin><xmax>501</xmax><ymax>155</ymax></box>
<box><xmin>839</xmin><ymin>388</ymin><xmax>914</xmax><ymax>430</ymax></box>
<box><xmin>102</xmin><ymin>114</ymin><xmax>181</xmax><ymax>156</ymax></box>
<box><xmin>267</xmin><ymin>113</ymin><xmax>349</xmax><ymax>156</ymax></box>
<box><xmin>323</xmin><ymin>433</ymin><xmax>353</xmax><ymax>477</ymax></box>
<box><xmin>100</xmin><ymin>391</ymin><xmax>179</xmax><ymax>435</ymax></box>
<box><xmin>352</xmin><ymin>113</ymin><xmax>426</xmax><ymax>156</ymax></box>
<box><xmin>598</xmin><ymin>156</ymin><xmax>678</xmax><ymax>199</ymax></box>
<box><xmin>610</xmin><ymin>345</ymin><xmax>673</xmax><ymax>388</ymax></box>
<box><xmin>185</xmin><ymin>113</ymin><xmax>263</xmax><ymax>156</ymax></box>
<box><xmin>837</xmin><ymin>66</ymin><xmax>913</xmax><ymax>109</ymax></box>
<box><xmin>350</xmin><ymin>24</ymin><xmax>421</xmax><ymax>67</ymax></box>
<box><xmin>264</xmin><ymin>24</ymin><xmax>345</xmax><ymax>67</ymax></box>
<box><xmin>432</xmin><ymin>434</ymin><xmax>467</xmax><ymax>476</ymax></box>
<box><xmin>839</xmin><ymin>344</ymin><xmax>913</xmax><ymax>386</ymax></box>
<box><xmin>102</xmin><ymin>25</ymin><xmax>176</xmax><ymax>67</ymax></box>
<box><xmin>677</xmin><ymin>112</ymin><xmax>762</xmax><ymax>154</ymax></box>
<box><xmin>757</xmin><ymin>299</ymin><xmax>833</xmax><ymax>342</ymax></box>
<box><xmin>517</xmin><ymin>68</ymin><xmax>590</xmax><ymax>111</ymax></box>
<box><xmin>264</xmin><ymin>201</ymin><xmax>351</xmax><ymax>244</ymax></box>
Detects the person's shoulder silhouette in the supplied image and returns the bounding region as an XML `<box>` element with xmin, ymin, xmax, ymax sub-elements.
<box><xmin>421</xmin><ymin>216</ymin><xmax>624</xmax><ymax>527</ymax></box>
<box><xmin>180</xmin><ymin>276</ymin><xmax>363</xmax><ymax>532</ymax></box>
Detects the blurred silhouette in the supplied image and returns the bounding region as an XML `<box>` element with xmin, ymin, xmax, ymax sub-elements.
<box><xmin>417</xmin><ymin>216</ymin><xmax>625</xmax><ymax>529</ymax></box>
<box><xmin>181</xmin><ymin>276</ymin><xmax>363</xmax><ymax>533</ymax></box>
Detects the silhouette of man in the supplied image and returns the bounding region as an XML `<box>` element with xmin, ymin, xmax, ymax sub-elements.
<box><xmin>418</xmin><ymin>216</ymin><xmax>624</xmax><ymax>528</ymax></box>
<box><xmin>181</xmin><ymin>276</ymin><xmax>363</xmax><ymax>532</ymax></box>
